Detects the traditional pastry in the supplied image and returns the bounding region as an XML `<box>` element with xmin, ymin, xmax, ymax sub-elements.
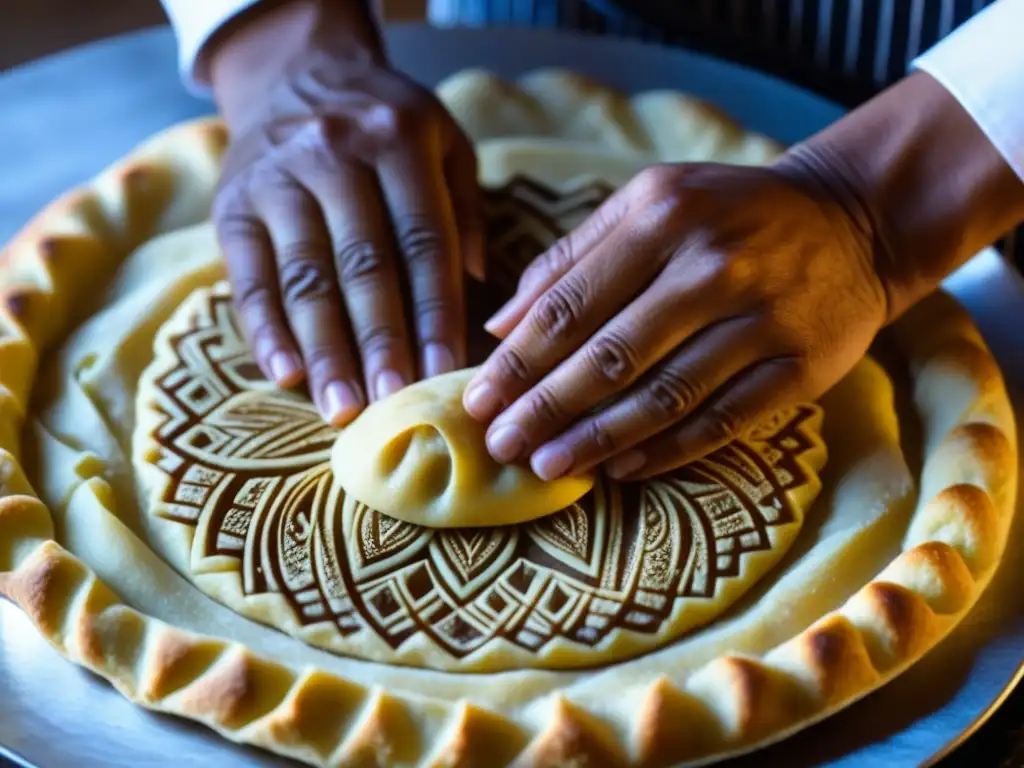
<box><xmin>328</xmin><ymin>367</ymin><xmax>595</xmax><ymax>528</ymax></box>
<box><xmin>132</xmin><ymin>278</ymin><xmax>825</xmax><ymax>671</ymax></box>
<box><xmin>0</xmin><ymin>68</ymin><xmax>1016</xmax><ymax>768</ymax></box>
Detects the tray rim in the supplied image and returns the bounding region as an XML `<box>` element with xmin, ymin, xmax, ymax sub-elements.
<box><xmin>0</xmin><ymin>22</ymin><xmax>1021</xmax><ymax>768</ymax></box>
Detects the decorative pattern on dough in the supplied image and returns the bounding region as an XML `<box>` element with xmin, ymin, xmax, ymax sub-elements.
<box><xmin>482</xmin><ymin>175</ymin><xmax>614</xmax><ymax>293</ymax></box>
<box><xmin>0</xmin><ymin>70</ymin><xmax>1016</xmax><ymax>768</ymax></box>
<box><xmin>139</xmin><ymin>277</ymin><xmax>823</xmax><ymax>666</ymax></box>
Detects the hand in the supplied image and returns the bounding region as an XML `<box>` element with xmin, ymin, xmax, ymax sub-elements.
<box><xmin>460</xmin><ymin>70</ymin><xmax>1024</xmax><ymax>483</ymax></box>
<box><xmin>462</xmin><ymin>160</ymin><xmax>889</xmax><ymax>481</ymax></box>
<box><xmin>208</xmin><ymin>0</ymin><xmax>483</xmax><ymax>427</ymax></box>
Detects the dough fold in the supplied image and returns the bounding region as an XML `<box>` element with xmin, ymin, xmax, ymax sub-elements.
<box><xmin>331</xmin><ymin>368</ymin><xmax>594</xmax><ymax>528</ymax></box>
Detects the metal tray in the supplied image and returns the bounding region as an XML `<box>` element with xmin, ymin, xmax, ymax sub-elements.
<box><xmin>0</xmin><ymin>24</ymin><xmax>1021</xmax><ymax>768</ymax></box>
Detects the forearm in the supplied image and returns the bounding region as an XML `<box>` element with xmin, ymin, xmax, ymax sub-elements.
<box><xmin>782</xmin><ymin>72</ymin><xmax>1024</xmax><ymax>323</ymax></box>
<box><xmin>208</xmin><ymin>0</ymin><xmax>384</xmax><ymax>130</ymax></box>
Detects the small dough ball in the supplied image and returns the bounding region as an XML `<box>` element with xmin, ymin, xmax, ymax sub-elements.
<box><xmin>331</xmin><ymin>368</ymin><xmax>594</xmax><ymax>528</ymax></box>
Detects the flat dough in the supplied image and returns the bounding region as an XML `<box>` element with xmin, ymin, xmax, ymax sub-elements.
<box><xmin>0</xmin><ymin>68</ymin><xmax>1016</xmax><ymax>768</ymax></box>
<box><xmin>131</xmin><ymin>278</ymin><xmax>826</xmax><ymax>671</ymax></box>
<box><xmin>330</xmin><ymin>367</ymin><xmax>594</xmax><ymax>528</ymax></box>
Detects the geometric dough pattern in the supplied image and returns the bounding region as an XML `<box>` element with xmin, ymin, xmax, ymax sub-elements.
<box><xmin>140</xmin><ymin>178</ymin><xmax>824</xmax><ymax>664</ymax></box>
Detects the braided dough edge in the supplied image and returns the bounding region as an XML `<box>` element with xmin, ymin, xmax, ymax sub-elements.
<box><xmin>0</xmin><ymin>105</ymin><xmax>1016</xmax><ymax>767</ymax></box>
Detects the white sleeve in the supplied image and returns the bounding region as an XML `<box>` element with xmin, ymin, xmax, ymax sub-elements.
<box><xmin>160</xmin><ymin>0</ymin><xmax>266</xmax><ymax>93</ymax></box>
<box><xmin>913</xmin><ymin>0</ymin><xmax>1024</xmax><ymax>182</ymax></box>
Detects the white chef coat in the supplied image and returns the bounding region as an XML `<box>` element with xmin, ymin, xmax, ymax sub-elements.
<box><xmin>159</xmin><ymin>0</ymin><xmax>1024</xmax><ymax>182</ymax></box>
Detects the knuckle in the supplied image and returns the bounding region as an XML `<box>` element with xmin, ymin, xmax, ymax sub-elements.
<box><xmin>494</xmin><ymin>345</ymin><xmax>532</xmax><ymax>385</ymax></box>
<box><xmin>778</xmin><ymin>355</ymin><xmax>820</xmax><ymax>396</ymax></box>
<box><xmin>412</xmin><ymin>294</ymin><xmax>453</xmax><ymax>339</ymax></box>
<box><xmin>711</xmin><ymin>252</ymin><xmax>757</xmax><ymax>295</ymax></box>
<box><xmin>363</xmin><ymin>102</ymin><xmax>420</xmax><ymax>143</ymax></box>
<box><xmin>705</xmin><ymin>404</ymin><xmax>746</xmax><ymax>444</ymax></box>
<box><xmin>784</xmin><ymin>354</ymin><xmax>814</xmax><ymax>383</ymax></box>
<box><xmin>355</xmin><ymin>323</ymin><xmax>402</xmax><ymax>360</ymax></box>
<box><xmin>531</xmin><ymin>275</ymin><xmax>588</xmax><ymax>338</ymax></box>
<box><xmin>634</xmin><ymin>164</ymin><xmax>685</xmax><ymax>208</ymax></box>
<box><xmin>635</xmin><ymin>164</ymin><xmax>674</xmax><ymax>196</ymax></box>
<box><xmin>645</xmin><ymin>368</ymin><xmax>703</xmax><ymax>419</ymax></box>
<box><xmin>249</xmin><ymin>166</ymin><xmax>302</xmax><ymax>202</ymax></box>
<box><xmin>396</xmin><ymin>221</ymin><xmax>445</xmax><ymax>266</ymax></box>
<box><xmin>518</xmin><ymin>256</ymin><xmax>553</xmax><ymax>294</ymax></box>
<box><xmin>277</xmin><ymin>256</ymin><xmax>335</xmax><ymax>306</ymax></box>
<box><xmin>307</xmin><ymin>115</ymin><xmax>334</xmax><ymax>145</ymax></box>
<box><xmin>304</xmin><ymin>119</ymin><xmax>348</xmax><ymax>168</ymax></box>
<box><xmin>584</xmin><ymin>418</ymin><xmax>617</xmax><ymax>454</ymax></box>
<box><xmin>336</xmin><ymin>240</ymin><xmax>387</xmax><ymax>283</ymax></box>
<box><xmin>300</xmin><ymin>345</ymin><xmax>341</xmax><ymax>380</ymax></box>
<box><xmin>232</xmin><ymin>278</ymin><xmax>274</xmax><ymax>314</ymax></box>
<box><xmin>586</xmin><ymin>331</ymin><xmax>641</xmax><ymax>385</ymax></box>
<box><xmin>362</xmin><ymin>103</ymin><xmax>400</xmax><ymax>141</ymax></box>
<box><xmin>539</xmin><ymin>238</ymin><xmax>576</xmax><ymax>277</ymax></box>
<box><xmin>215</xmin><ymin>208</ymin><xmax>260</xmax><ymax>241</ymax></box>
<box><xmin>526</xmin><ymin>385</ymin><xmax>566</xmax><ymax>425</ymax></box>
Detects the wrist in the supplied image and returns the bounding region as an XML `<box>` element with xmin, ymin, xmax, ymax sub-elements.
<box><xmin>208</xmin><ymin>0</ymin><xmax>384</xmax><ymax>131</ymax></box>
<box><xmin>779</xmin><ymin>71</ymin><xmax>1024</xmax><ymax>323</ymax></box>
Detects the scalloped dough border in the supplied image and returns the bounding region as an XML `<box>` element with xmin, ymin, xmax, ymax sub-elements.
<box><xmin>0</xmin><ymin>77</ymin><xmax>1018</xmax><ymax>768</ymax></box>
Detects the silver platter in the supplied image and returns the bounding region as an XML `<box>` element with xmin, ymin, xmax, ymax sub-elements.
<box><xmin>0</xmin><ymin>24</ymin><xmax>1020</xmax><ymax>768</ymax></box>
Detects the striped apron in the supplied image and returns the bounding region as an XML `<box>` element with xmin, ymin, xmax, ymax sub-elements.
<box><xmin>427</xmin><ymin>0</ymin><xmax>1021</xmax><ymax>267</ymax></box>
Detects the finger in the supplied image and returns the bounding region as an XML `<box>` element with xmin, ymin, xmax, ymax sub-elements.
<box><xmin>610</xmin><ymin>357</ymin><xmax>807</xmax><ymax>480</ymax></box>
<box><xmin>483</xmin><ymin>184</ymin><xmax>632</xmax><ymax>338</ymax></box>
<box><xmin>483</xmin><ymin>268</ymin><xmax>735</xmax><ymax>471</ymax></box>
<box><xmin>378</xmin><ymin>143</ymin><xmax>465</xmax><ymax>378</ymax></box>
<box><xmin>463</xmin><ymin>221</ymin><xmax>666</xmax><ymax>430</ymax></box>
<box><xmin>215</xmin><ymin>203</ymin><xmax>304</xmax><ymax>388</ymax></box>
<box><xmin>444</xmin><ymin>131</ymin><xmax>486</xmax><ymax>282</ymax></box>
<box><xmin>525</xmin><ymin>316</ymin><xmax>771</xmax><ymax>480</ymax></box>
<box><xmin>301</xmin><ymin>160</ymin><xmax>414</xmax><ymax>402</ymax></box>
<box><xmin>252</xmin><ymin>174</ymin><xmax>364</xmax><ymax>427</ymax></box>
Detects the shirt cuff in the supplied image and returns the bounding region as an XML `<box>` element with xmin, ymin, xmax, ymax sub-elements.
<box><xmin>913</xmin><ymin>0</ymin><xmax>1024</xmax><ymax>184</ymax></box>
<box><xmin>160</xmin><ymin>0</ymin><xmax>266</xmax><ymax>95</ymax></box>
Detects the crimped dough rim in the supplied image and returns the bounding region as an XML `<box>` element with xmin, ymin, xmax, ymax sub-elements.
<box><xmin>0</xmin><ymin>94</ymin><xmax>1017</xmax><ymax>768</ymax></box>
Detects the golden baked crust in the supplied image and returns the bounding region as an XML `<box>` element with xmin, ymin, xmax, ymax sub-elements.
<box><xmin>0</xmin><ymin>71</ymin><xmax>1017</xmax><ymax>767</ymax></box>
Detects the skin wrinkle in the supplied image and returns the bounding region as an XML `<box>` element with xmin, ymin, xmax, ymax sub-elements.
<box><xmin>533</xmin><ymin>275</ymin><xmax>590</xmax><ymax>340</ymax></box>
<box><xmin>208</xmin><ymin>0</ymin><xmax>478</xmax><ymax>424</ymax></box>
<box><xmin>334</xmin><ymin>239</ymin><xmax>387</xmax><ymax>284</ymax></box>
<box><xmin>587</xmin><ymin>331</ymin><xmax>641</xmax><ymax>385</ymax></box>
<box><xmin>774</xmin><ymin>142</ymin><xmax>892</xmax><ymax>321</ymax></box>
<box><xmin>208</xmin><ymin>4</ymin><xmax>1024</xmax><ymax>479</ymax></box>
<box><xmin>475</xmin><ymin>160</ymin><xmax>876</xmax><ymax>475</ymax></box>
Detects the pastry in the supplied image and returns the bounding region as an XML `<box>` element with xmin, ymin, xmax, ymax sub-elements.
<box><xmin>327</xmin><ymin>367</ymin><xmax>595</xmax><ymax>528</ymax></box>
<box><xmin>132</xmin><ymin>289</ymin><xmax>825</xmax><ymax>671</ymax></box>
<box><xmin>0</xmin><ymin>69</ymin><xmax>1016</xmax><ymax>767</ymax></box>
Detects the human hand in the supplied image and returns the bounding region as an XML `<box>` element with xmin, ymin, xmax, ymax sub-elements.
<box><xmin>459</xmin><ymin>70</ymin><xmax>1024</xmax><ymax>483</ymax></box>
<box><xmin>462</xmin><ymin>159</ymin><xmax>889</xmax><ymax>481</ymax></box>
<box><xmin>208</xmin><ymin>0</ymin><xmax>483</xmax><ymax>427</ymax></box>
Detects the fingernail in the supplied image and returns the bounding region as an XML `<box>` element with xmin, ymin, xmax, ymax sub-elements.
<box><xmin>464</xmin><ymin>379</ymin><xmax>502</xmax><ymax>420</ymax></box>
<box><xmin>606</xmin><ymin>449</ymin><xmax>647</xmax><ymax>480</ymax></box>
<box><xmin>487</xmin><ymin>423</ymin><xmax>526</xmax><ymax>463</ymax></box>
<box><xmin>531</xmin><ymin>443</ymin><xmax>574</xmax><ymax>481</ymax></box>
<box><xmin>374</xmin><ymin>369</ymin><xmax>406</xmax><ymax>400</ymax></box>
<box><xmin>423</xmin><ymin>343</ymin><xmax>457</xmax><ymax>377</ymax></box>
<box><xmin>268</xmin><ymin>351</ymin><xmax>303</xmax><ymax>386</ymax></box>
<box><xmin>323</xmin><ymin>380</ymin><xmax>363</xmax><ymax>426</ymax></box>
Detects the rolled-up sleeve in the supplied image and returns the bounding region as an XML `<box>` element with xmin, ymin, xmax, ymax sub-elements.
<box><xmin>914</xmin><ymin>0</ymin><xmax>1024</xmax><ymax>183</ymax></box>
<box><xmin>160</xmin><ymin>0</ymin><xmax>265</xmax><ymax>92</ymax></box>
